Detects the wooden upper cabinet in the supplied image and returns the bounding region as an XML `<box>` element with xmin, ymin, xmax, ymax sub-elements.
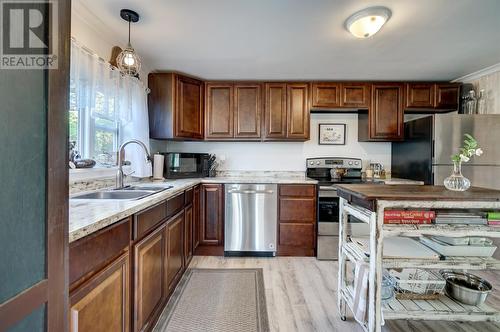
<box><xmin>70</xmin><ymin>252</ymin><xmax>130</xmax><ymax>332</ymax></box>
<box><xmin>311</xmin><ymin>83</ymin><xmax>341</xmax><ymax>108</ymax></box>
<box><xmin>311</xmin><ymin>82</ymin><xmax>369</xmax><ymax>109</ymax></box>
<box><xmin>435</xmin><ymin>83</ymin><xmax>460</xmax><ymax>109</ymax></box>
<box><xmin>148</xmin><ymin>73</ymin><xmax>204</xmax><ymax>140</ymax></box>
<box><xmin>405</xmin><ymin>83</ymin><xmax>460</xmax><ymax>110</ymax></box>
<box><xmin>264</xmin><ymin>83</ymin><xmax>309</xmax><ymax>140</ymax></box>
<box><xmin>133</xmin><ymin>226</ymin><xmax>165</xmax><ymax>332</ymax></box>
<box><xmin>406</xmin><ymin>83</ymin><xmax>435</xmax><ymax>108</ymax></box>
<box><xmin>176</xmin><ymin>76</ymin><xmax>204</xmax><ymax>138</ymax></box>
<box><xmin>287</xmin><ymin>83</ymin><xmax>310</xmax><ymax>140</ymax></box>
<box><xmin>234</xmin><ymin>84</ymin><xmax>262</xmax><ymax>138</ymax></box>
<box><xmin>200</xmin><ymin>184</ymin><xmax>224</xmax><ymax>245</ymax></box>
<box><xmin>205</xmin><ymin>83</ymin><xmax>234</xmax><ymax>139</ymax></box>
<box><xmin>341</xmin><ymin>83</ymin><xmax>370</xmax><ymax>108</ymax></box>
<box><xmin>264</xmin><ymin>83</ymin><xmax>287</xmax><ymax>139</ymax></box>
<box><xmin>359</xmin><ymin>83</ymin><xmax>404</xmax><ymax>142</ymax></box>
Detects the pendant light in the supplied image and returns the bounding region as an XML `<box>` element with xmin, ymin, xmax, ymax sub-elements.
<box><xmin>116</xmin><ymin>9</ymin><xmax>142</xmax><ymax>76</ymax></box>
<box><xmin>345</xmin><ymin>6</ymin><xmax>391</xmax><ymax>39</ymax></box>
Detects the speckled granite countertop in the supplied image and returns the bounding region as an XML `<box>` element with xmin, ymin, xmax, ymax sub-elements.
<box><xmin>69</xmin><ymin>176</ymin><xmax>318</xmax><ymax>243</ymax></box>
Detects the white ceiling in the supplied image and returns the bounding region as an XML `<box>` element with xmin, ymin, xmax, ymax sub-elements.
<box><xmin>75</xmin><ymin>0</ymin><xmax>500</xmax><ymax>81</ymax></box>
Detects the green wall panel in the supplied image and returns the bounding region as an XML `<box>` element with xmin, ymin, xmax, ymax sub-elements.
<box><xmin>7</xmin><ymin>304</ymin><xmax>46</xmax><ymax>332</ymax></box>
<box><xmin>0</xmin><ymin>69</ymin><xmax>47</xmax><ymax>303</ymax></box>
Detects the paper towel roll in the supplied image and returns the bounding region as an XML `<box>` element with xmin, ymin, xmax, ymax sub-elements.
<box><xmin>153</xmin><ymin>154</ymin><xmax>165</xmax><ymax>180</ymax></box>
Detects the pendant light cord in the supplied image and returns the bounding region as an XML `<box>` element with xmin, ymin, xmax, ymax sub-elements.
<box><xmin>128</xmin><ymin>19</ymin><xmax>131</xmax><ymax>44</ymax></box>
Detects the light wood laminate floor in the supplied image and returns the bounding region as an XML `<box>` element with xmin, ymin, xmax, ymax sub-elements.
<box><xmin>189</xmin><ymin>256</ymin><xmax>500</xmax><ymax>332</ymax></box>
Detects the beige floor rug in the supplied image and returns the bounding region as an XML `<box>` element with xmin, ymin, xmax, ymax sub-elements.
<box><xmin>153</xmin><ymin>268</ymin><xmax>270</xmax><ymax>332</ymax></box>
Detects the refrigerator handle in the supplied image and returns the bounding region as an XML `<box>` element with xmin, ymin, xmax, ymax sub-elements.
<box><xmin>431</xmin><ymin>139</ymin><xmax>435</xmax><ymax>160</ymax></box>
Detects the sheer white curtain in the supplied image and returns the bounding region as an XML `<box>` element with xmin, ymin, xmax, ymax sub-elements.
<box><xmin>70</xmin><ymin>38</ymin><xmax>151</xmax><ymax>177</ymax></box>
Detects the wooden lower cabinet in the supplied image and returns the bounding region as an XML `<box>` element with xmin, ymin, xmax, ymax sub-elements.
<box><xmin>193</xmin><ymin>185</ymin><xmax>201</xmax><ymax>250</ymax></box>
<box><xmin>133</xmin><ymin>225</ymin><xmax>165</xmax><ymax>332</ymax></box>
<box><xmin>165</xmin><ymin>211</ymin><xmax>185</xmax><ymax>293</ymax></box>
<box><xmin>277</xmin><ymin>184</ymin><xmax>317</xmax><ymax>257</ymax></box>
<box><xmin>200</xmin><ymin>184</ymin><xmax>224</xmax><ymax>245</ymax></box>
<box><xmin>184</xmin><ymin>203</ymin><xmax>194</xmax><ymax>266</ymax></box>
<box><xmin>70</xmin><ymin>252</ymin><xmax>130</xmax><ymax>332</ymax></box>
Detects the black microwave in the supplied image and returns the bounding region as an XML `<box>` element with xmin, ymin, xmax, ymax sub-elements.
<box><xmin>161</xmin><ymin>152</ymin><xmax>210</xmax><ymax>178</ymax></box>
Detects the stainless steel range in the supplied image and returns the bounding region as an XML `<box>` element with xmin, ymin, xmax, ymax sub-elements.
<box><xmin>306</xmin><ymin>157</ymin><xmax>370</xmax><ymax>260</ymax></box>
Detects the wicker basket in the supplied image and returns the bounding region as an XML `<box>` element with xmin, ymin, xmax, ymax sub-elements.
<box><xmin>390</xmin><ymin>268</ymin><xmax>446</xmax><ymax>300</ymax></box>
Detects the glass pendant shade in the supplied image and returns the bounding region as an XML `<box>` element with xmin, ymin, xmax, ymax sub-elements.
<box><xmin>117</xmin><ymin>9</ymin><xmax>141</xmax><ymax>76</ymax></box>
<box><xmin>117</xmin><ymin>43</ymin><xmax>141</xmax><ymax>76</ymax></box>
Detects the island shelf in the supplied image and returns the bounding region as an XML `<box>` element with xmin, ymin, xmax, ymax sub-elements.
<box><xmin>335</xmin><ymin>184</ymin><xmax>500</xmax><ymax>332</ymax></box>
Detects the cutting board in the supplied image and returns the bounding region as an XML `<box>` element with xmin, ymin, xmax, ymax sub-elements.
<box><xmin>351</xmin><ymin>236</ymin><xmax>440</xmax><ymax>259</ymax></box>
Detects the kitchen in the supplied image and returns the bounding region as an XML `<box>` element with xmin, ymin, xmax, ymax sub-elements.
<box><xmin>2</xmin><ymin>1</ymin><xmax>500</xmax><ymax>332</ymax></box>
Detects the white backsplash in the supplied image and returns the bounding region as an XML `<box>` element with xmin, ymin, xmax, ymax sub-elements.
<box><xmin>151</xmin><ymin>113</ymin><xmax>392</xmax><ymax>172</ymax></box>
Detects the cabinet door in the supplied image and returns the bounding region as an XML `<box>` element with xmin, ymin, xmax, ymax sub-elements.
<box><xmin>234</xmin><ymin>84</ymin><xmax>262</xmax><ymax>139</ymax></box>
<box><xmin>277</xmin><ymin>185</ymin><xmax>316</xmax><ymax>257</ymax></box>
<box><xmin>206</xmin><ymin>83</ymin><xmax>234</xmax><ymax>138</ymax></box>
<box><xmin>132</xmin><ymin>226</ymin><xmax>165</xmax><ymax>332</ymax></box>
<box><xmin>264</xmin><ymin>83</ymin><xmax>287</xmax><ymax>139</ymax></box>
<box><xmin>287</xmin><ymin>83</ymin><xmax>310</xmax><ymax>140</ymax></box>
<box><xmin>200</xmin><ymin>184</ymin><xmax>224</xmax><ymax>245</ymax></box>
<box><xmin>184</xmin><ymin>204</ymin><xmax>193</xmax><ymax>266</ymax></box>
<box><xmin>175</xmin><ymin>75</ymin><xmax>204</xmax><ymax>139</ymax></box>
<box><xmin>193</xmin><ymin>185</ymin><xmax>201</xmax><ymax>250</ymax></box>
<box><xmin>369</xmin><ymin>84</ymin><xmax>404</xmax><ymax>141</ymax></box>
<box><xmin>405</xmin><ymin>83</ymin><xmax>435</xmax><ymax>108</ymax></box>
<box><xmin>311</xmin><ymin>82</ymin><xmax>341</xmax><ymax>108</ymax></box>
<box><xmin>70</xmin><ymin>252</ymin><xmax>130</xmax><ymax>332</ymax></box>
<box><xmin>341</xmin><ymin>83</ymin><xmax>370</xmax><ymax>108</ymax></box>
<box><xmin>435</xmin><ymin>83</ymin><xmax>460</xmax><ymax>109</ymax></box>
<box><xmin>165</xmin><ymin>211</ymin><xmax>185</xmax><ymax>292</ymax></box>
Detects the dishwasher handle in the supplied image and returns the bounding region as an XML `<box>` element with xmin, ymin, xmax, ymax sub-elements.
<box><xmin>228</xmin><ymin>189</ymin><xmax>274</xmax><ymax>194</ymax></box>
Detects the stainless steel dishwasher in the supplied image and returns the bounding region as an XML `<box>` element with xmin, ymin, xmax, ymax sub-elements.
<box><xmin>224</xmin><ymin>184</ymin><xmax>277</xmax><ymax>256</ymax></box>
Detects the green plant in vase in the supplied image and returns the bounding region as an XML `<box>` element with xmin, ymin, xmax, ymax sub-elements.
<box><xmin>445</xmin><ymin>134</ymin><xmax>483</xmax><ymax>191</ymax></box>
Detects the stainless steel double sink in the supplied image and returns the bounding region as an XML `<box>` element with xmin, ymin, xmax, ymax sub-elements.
<box><xmin>71</xmin><ymin>185</ymin><xmax>174</xmax><ymax>200</ymax></box>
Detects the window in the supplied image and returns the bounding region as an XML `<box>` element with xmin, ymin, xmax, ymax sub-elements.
<box><xmin>69</xmin><ymin>38</ymin><xmax>151</xmax><ymax>177</ymax></box>
<box><xmin>69</xmin><ymin>85</ymin><xmax>119</xmax><ymax>167</ymax></box>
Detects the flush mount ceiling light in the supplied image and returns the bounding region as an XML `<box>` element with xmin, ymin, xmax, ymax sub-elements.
<box><xmin>116</xmin><ymin>9</ymin><xmax>142</xmax><ymax>76</ymax></box>
<box><xmin>345</xmin><ymin>6</ymin><xmax>392</xmax><ymax>39</ymax></box>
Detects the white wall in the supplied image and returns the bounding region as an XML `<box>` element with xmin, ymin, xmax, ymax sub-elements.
<box><xmin>71</xmin><ymin>0</ymin><xmax>151</xmax><ymax>78</ymax></box>
<box><xmin>153</xmin><ymin>113</ymin><xmax>391</xmax><ymax>172</ymax></box>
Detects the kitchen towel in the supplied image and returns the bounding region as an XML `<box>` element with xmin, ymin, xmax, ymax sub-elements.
<box><xmin>352</xmin><ymin>261</ymin><xmax>385</xmax><ymax>327</ymax></box>
<box><xmin>153</xmin><ymin>153</ymin><xmax>165</xmax><ymax>180</ymax></box>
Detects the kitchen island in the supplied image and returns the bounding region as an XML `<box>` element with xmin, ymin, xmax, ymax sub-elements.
<box><xmin>335</xmin><ymin>184</ymin><xmax>500</xmax><ymax>332</ymax></box>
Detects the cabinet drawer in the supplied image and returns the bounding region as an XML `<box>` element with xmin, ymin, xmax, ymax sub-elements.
<box><xmin>279</xmin><ymin>197</ymin><xmax>316</xmax><ymax>223</ymax></box>
<box><xmin>167</xmin><ymin>192</ymin><xmax>185</xmax><ymax>217</ymax></box>
<box><xmin>69</xmin><ymin>218</ymin><xmax>131</xmax><ymax>288</ymax></box>
<box><xmin>279</xmin><ymin>223</ymin><xmax>315</xmax><ymax>247</ymax></box>
<box><xmin>279</xmin><ymin>184</ymin><xmax>316</xmax><ymax>197</ymax></box>
<box><xmin>133</xmin><ymin>201</ymin><xmax>167</xmax><ymax>240</ymax></box>
<box><xmin>185</xmin><ymin>187</ymin><xmax>193</xmax><ymax>205</ymax></box>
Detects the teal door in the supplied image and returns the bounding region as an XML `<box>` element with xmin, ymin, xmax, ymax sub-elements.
<box><xmin>0</xmin><ymin>0</ymin><xmax>70</xmax><ymax>331</ymax></box>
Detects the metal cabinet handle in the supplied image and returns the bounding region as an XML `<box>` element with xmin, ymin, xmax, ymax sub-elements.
<box><xmin>228</xmin><ymin>190</ymin><xmax>274</xmax><ymax>194</ymax></box>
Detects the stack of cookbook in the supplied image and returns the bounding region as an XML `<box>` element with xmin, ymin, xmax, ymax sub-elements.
<box><xmin>434</xmin><ymin>212</ymin><xmax>487</xmax><ymax>225</ymax></box>
<box><xmin>488</xmin><ymin>212</ymin><xmax>500</xmax><ymax>226</ymax></box>
<box><xmin>384</xmin><ymin>210</ymin><xmax>435</xmax><ymax>224</ymax></box>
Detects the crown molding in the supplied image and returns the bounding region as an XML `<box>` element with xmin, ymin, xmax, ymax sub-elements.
<box><xmin>453</xmin><ymin>62</ymin><xmax>500</xmax><ymax>83</ymax></box>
